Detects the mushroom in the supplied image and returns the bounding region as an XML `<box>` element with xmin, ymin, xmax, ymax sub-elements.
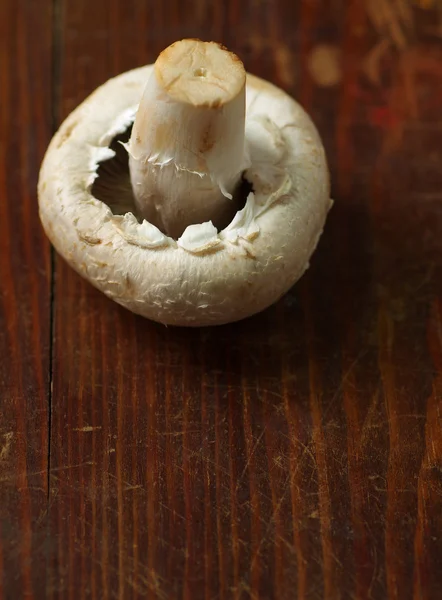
<box><xmin>38</xmin><ymin>39</ymin><xmax>332</xmax><ymax>327</ymax></box>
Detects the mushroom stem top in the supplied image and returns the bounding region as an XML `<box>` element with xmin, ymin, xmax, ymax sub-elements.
<box><xmin>128</xmin><ymin>39</ymin><xmax>248</xmax><ymax>238</ymax></box>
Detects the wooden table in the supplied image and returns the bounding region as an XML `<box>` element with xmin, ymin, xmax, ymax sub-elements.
<box><xmin>1</xmin><ymin>1</ymin><xmax>442</xmax><ymax>598</ymax></box>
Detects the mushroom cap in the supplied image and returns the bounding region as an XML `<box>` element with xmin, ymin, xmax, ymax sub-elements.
<box><xmin>38</xmin><ymin>65</ymin><xmax>331</xmax><ymax>327</ymax></box>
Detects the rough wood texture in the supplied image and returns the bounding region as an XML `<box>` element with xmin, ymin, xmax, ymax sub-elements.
<box><xmin>0</xmin><ymin>0</ymin><xmax>52</xmax><ymax>597</ymax></box>
<box><xmin>1</xmin><ymin>0</ymin><xmax>442</xmax><ymax>598</ymax></box>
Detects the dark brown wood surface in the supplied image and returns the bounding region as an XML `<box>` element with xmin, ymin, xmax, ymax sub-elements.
<box><xmin>0</xmin><ymin>0</ymin><xmax>52</xmax><ymax>597</ymax></box>
<box><xmin>1</xmin><ymin>0</ymin><xmax>442</xmax><ymax>598</ymax></box>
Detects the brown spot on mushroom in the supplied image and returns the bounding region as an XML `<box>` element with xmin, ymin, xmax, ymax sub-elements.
<box><xmin>243</xmin><ymin>246</ymin><xmax>256</xmax><ymax>259</ymax></box>
<box><xmin>200</xmin><ymin>125</ymin><xmax>216</xmax><ymax>153</ymax></box>
<box><xmin>78</xmin><ymin>232</ymin><xmax>102</xmax><ymax>245</ymax></box>
<box><xmin>215</xmin><ymin>42</ymin><xmax>242</xmax><ymax>66</ymax></box>
<box><xmin>246</xmin><ymin>231</ymin><xmax>259</xmax><ymax>242</ymax></box>
<box><xmin>125</xmin><ymin>274</ymin><xmax>135</xmax><ymax>294</ymax></box>
<box><xmin>56</xmin><ymin>119</ymin><xmax>78</xmax><ymax>148</ymax></box>
<box><xmin>208</xmin><ymin>97</ymin><xmax>223</xmax><ymax>109</ymax></box>
<box><xmin>216</xmin><ymin>42</ymin><xmax>229</xmax><ymax>52</ymax></box>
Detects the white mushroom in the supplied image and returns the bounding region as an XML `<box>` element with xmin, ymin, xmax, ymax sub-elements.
<box><xmin>38</xmin><ymin>39</ymin><xmax>332</xmax><ymax>327</ymax></box>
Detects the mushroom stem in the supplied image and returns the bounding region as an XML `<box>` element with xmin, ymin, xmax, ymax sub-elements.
<box><xmin>128</xmin><ymin>39</ymin><xmax>247</xmax><ymax>238</ymax></box>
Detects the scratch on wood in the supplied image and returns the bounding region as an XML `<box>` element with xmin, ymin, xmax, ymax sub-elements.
<box><xmin>360</xmin><ymin>388</ymin><xmax>382</xmax><ymax>448</ymax></box>
<box><xmin>250</xmin><ymin>473</ymin><xmax>292</xmax><ymax>571</ymax></box>
<box><xmin>72</xmin><ymin>425</ymin><xmax>102</xmax><ymax>432</ymax></box>
<box><xmin>236</xmin><ymin>427</ymin><xmax>266</xmax><ymax>488</ymax></box>
<box><xmin>0</xmin><ymin>432</ymin><xmax>14</xmax><ymax>460</ymax></box>
<box><xmin>107</xmin><ymin>472</ymin><xmax>144</xmax><ymax>493</ymax></box>
<box><xmin>323</xmin><ymin>349</ymin><xmax>369</xmax><ymax>420</ymax></box>
<box><xmin>0</xmin><ymin>461</ymin><xmax>96</xmax><ymax>484</ymax></box>
<box><xmin>50</xmin><ymin>462</ymin><xmax>96</xmax><ymax>472</ymax></box>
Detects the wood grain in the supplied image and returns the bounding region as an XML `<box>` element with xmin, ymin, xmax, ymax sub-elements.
<box><xmin>0</xmin><ymin>0</ymin><xmax>52</xmax><ymax>598</ymax></box>
<box><xmin>1</xmin><ymin>0</ymin><xmax>442</xmax><ymax>598</ymax></box>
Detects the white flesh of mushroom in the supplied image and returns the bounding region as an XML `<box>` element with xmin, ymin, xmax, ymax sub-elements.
<box><xmin>38</xmin><ymin>40</ymin><xmax>332</xmax><ymax>326</ymax></box>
